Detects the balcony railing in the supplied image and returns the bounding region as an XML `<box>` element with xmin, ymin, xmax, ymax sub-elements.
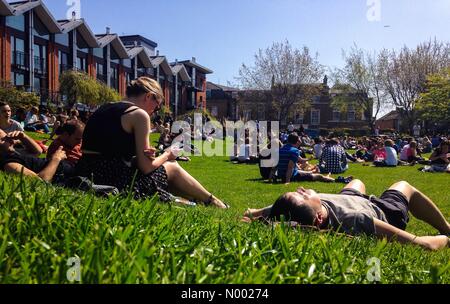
<box><xmin>12</xmin><ymin>51</ymin><xmax>28</xmax><ymax>68</ymax></box>
<box><xmin>59</xmin><ymin>64</ymin><xmax>73</xmax><ymax>74</ymax></box>
<box><xmin>97</xmin><ymin>74</ymin><xmax>107</xmax><ymax>83</ymax></box>
<box><xmin>34</xmin><ymin>56</ymin><xmax>47</xmax><ymax>74</ymax></box>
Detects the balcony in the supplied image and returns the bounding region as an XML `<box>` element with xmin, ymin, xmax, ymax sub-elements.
<box><xmin>12</xmin><ymin>51</ymin><xmax>28</xmax><ymax>69</ymax></box>
<box><xmin>59</xmin><ymin>64</ymin><xmax>73</xmax><ymax>74</ymax></box>
<box><xmin>97</xmin><ymin>74</ymin><xmax>107</xmax><ymax>83</ymax></box>
<box><xmin>34</xmin><ymin>56</ymin><xmax>46</xmax><ymax>75</ymax></box>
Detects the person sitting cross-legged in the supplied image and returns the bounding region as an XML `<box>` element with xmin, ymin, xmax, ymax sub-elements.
<box><xmin>319</xmin><ymin>138</ymin><xmax>348</xmax><ymax>174</ymax></box>
<box><xmin>275</xmin><ymin>133</ymin><xmax>350</xmax><ymax>184</ymax></box>
<box><xmin>243</xmin><ymin>179</ymin><xmax>450</xmax><ymax>251</ymax></box>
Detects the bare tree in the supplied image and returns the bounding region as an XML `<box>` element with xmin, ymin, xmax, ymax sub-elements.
<box><xmin>380</xmin><ymin>39</ymin><xmax>450</xmax><ymax>132</ymax></box>
<box><xmin>331</xmin><ymin>44</ymin><xmax>387</xmax><ymax>132</ymax></box>
<box><xmin>238</xmin><ymin>40</ymin><xmax>324</xmax><ymax>121</ymax></box>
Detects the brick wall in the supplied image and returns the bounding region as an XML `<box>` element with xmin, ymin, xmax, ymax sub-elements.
<box><xmin>0</xmin><ymin>25</ymin><xmax>11</xmax><ymax>82</ymax></box>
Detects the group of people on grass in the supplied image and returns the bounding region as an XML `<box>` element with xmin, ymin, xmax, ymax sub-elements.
<box><xmin>0</xmin><ymin>77</ymin><xmax>449</xmax><ymax>251</ymax></box>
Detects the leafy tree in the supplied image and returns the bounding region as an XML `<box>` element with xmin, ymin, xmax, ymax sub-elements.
<box><xmin>416</xmin><ymin>68</ymin><xmax>450</xmax><ymax>127</ymax></box>
<box><xmin>379</xmin><ymin>39</ymin><xmax>450</xmax><ymax>132</ymax></box>
<box><xmin>59</xmin><ymin>71</ymin><xmax>120</xmax><ymax>107</ymax></box>
<box><xmin>0</xmin><ymin>80</ymin><xmax>40</xmax><ymax>109</ymax></box>
<box><xmin>238</xmin><ymin>40</ymin><xmax>324</xmax><ymax>121</ymax></box>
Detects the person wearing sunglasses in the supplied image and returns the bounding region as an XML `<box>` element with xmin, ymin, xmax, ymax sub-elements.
<box><xmin>76</xmin><ymin>77</ymin><xmax>228</xmax><ymax>208</ymax></box>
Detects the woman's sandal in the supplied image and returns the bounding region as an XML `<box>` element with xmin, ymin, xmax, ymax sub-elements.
<box><xmin>205</xmin><ymin>194</ymin><xmax>230</xmax><ymax>209</ymax></box>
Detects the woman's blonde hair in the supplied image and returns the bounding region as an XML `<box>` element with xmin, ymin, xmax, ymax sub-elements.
<box><xmin>126</xmin><ymin>77</ymin><xmax>164</xmax><ymax>102</ymax></box>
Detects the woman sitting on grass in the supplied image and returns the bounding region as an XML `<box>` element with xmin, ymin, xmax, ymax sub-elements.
<box><xmin>76</xmin><ymin>77</ymin><xmax>228</xmax><ymax>208</ymax></box>
<box><xmin>422</xmin><ymin>140</ymin><xmax>450</xmax><ymax>173</ymax></box>
<box><xmin>243</xmin><ymin>179</ymin><xmax>450</xmax><ymax>251</ymax></box>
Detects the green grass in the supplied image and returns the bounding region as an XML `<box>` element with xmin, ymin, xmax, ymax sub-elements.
<box><xmin>0</xmin><ymin>134</ymin><xmax>449</xmax><ymax>283</ymax></box>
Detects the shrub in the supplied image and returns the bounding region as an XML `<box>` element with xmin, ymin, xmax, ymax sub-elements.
<box><xmin>0</xmin><ymin>80</ymin><xmax>40</xmax><ymax>109</ymax></box>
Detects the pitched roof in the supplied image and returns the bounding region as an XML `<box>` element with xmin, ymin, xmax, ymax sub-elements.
<box><xmin>0</xmin><ymin>0</ymin><xmax>13</xmax><ymax>16</ymax></box>
<box><xmin>207</xmin><ymin>81</ymin><xmax>239</xmax><ymax>92</ymax></box>
<box><xmin>171</xmin><ymin>63</ymin><xmax>191</xmax><ymax>82</ymax></box>
<box><xmin>151</xmin><ymin>56</ymin><xmax>173</xmax><ymax>76</ymax></box>
<box><xmin>58</xmin><ymin>19</ymin><xmax>98</xmax><ymax>48</ymax></box>
<box><xmin>95</xmin><ymin>33</ymin><xmax>129</xmax><ymax>59</ymax></box>
<box><xmin>126</xmin><ymin>46</ymin><xmax>152</xmax><ymax>68</ymax></box>
<box><xmin>377</xmin><ymin>110</ymin><xmax>401</xmax><ymax>121</ymax></box>
<box><xmin>9</xmin><ymin>0</ymin><xmax>61</xmax><ymax>33</ymax></box>
<box><xmin>177</xmin><ymin>59</ymin><xmax>213</xmax><ymax>74</ymax></box>
<box><xmin>120</xmin><ymin>35</ymin><xmax>158</xmax><ymax>48</ymax></box>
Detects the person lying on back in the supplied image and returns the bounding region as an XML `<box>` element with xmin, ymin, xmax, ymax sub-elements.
<box><xmin>244</xmin><ymin>179</ymin><xmax>450</xmax><ymax>251</ymax></box>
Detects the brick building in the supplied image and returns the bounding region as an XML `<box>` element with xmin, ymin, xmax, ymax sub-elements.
<box><xmin>0</xmin><ymin>0</ymin><xmax>212</xmax><ymax>116</ymax></box>
<box><xmin>207</xmin><ymin>79</ymin><xmax>372</xmax><ymax>130</ymax></box>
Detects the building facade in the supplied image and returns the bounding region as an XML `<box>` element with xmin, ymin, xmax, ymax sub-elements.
<box><xmin>207</xmin><ymin>80</ymin><xmax>372</xmax><ymax>130</ymax></box>
<box><xmin>0</xmin><ymin>0</ymin><xmax>212</xmax><ymax>116</ymax></box>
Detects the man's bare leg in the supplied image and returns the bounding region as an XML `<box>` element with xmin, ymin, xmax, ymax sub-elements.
<box><xmin>389</xmin><ymin>181</ymin><xmax>450</xmax><ymax>235</ymax></box>
<box><xmin>344</xmin><ymin>179</ymin><xmax>366</xmax><ymax>194</ymax></box>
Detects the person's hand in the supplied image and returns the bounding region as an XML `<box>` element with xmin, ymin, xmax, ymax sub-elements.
<box><xmin>165</xmin><ymin>149</ymin><xmax>178</xmax><ymax>162</ymax></box>
<box><xmin>51</xmin><ymin>146</ymin><xmax>67</xmax><ymax>162</ymax></box>
<box><xmin>143</xmin><ymin>147</ymin><xmax>157</xmax><ymax>160</ymax></box>
<box><xmin>6</xmin><ymin>131</ymin><xmax>25</xmax><ymax>140</ymax></box>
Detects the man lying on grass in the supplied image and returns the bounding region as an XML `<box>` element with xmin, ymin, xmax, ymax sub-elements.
<box><xmin>0</xmin><ymin>129</ymin><xmax>70</xmax><ymax>182</ymax></box>
<box><xmin>243</xmin><ymin>179</ymin><xmax>450</xmax><ymax>251</ymax></box>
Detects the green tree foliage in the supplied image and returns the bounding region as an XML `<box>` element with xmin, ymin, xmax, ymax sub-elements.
<box><xmin>59</xmin><ymin>71</ymin><xmax>121</xmax><ymax>107</ymax></box>
<box><xmin>0</xmin><ymin>80</ymin><xmax>40</xmax><ymax>109</ymax></box>
<box><xmin>416</xmin><ymin>68</ymin><xmax>450</xmax><ymax>124</ymax></box>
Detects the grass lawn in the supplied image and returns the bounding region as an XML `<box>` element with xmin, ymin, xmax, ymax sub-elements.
<box><xmin>0</xmin><ymin>133</ymin><xmax>449</xmax><ymax>283</ymax></box>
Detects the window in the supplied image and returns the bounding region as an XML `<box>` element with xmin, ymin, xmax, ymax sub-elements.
<box><xmin>33</xmin><ymin>15</ymin><xmax>49</xmax><ymax>40</ymax></box>
<box><xmin>59</xmin><ymin>51</ymin><xmax>69</xmax><ymax>73</ymax></box>
<box><xmin>312</xmin><ymin>96</ymin><xmax>321</xmax><ymax>104</ymax></box>
<box><xmin>55</xmin><ymin>33</ymin><xmax>70</xmax><ymax>47</ymax></box>
<box><xmin>33</xmin><ymin>77</ymin><xmax>41</xmax><ymax>92</ymax></box>
<box><xmin>6</xmin><ymin>15</ymin><xmax>25</xmax><ymax>32</ymax></box>
<box><xmin>93</xmin><ymin>48</ymin><xmax>104</xmax><ymax>59</ymax></box>
<box><xmin>33</xmin><ymin>44</ymin><xmax>47</xmax><ymax>74</ymax></box>
<box><xmin>77</xmin><ymin>57</ymin><xmax>87</xmax><ymax>72</ymax></box>
<box><xmin>11</xmin><ymin>72</ymin><xmax>25</xmax><ymax>86</ymax></box>
<box><xmin>311</xmin><ymin>109</ymin><xmax>320</xmax><ymax>125</ymax></box>
<box><xmin>295</xmin><ymin>112</ymin><xmax>304</xmax><ymax>124</ymax></box>
<box><xmin>347</xmin><ymin>110</ymin><xmax>356</xmax><ymax>122</ymax></box>
<box><xmin>11</xmin><ymin>36</ymin><xmax>26</xmax><ymax>67</ymax></box>
<box><xmin>111</xmin><ymin>66</ymin><xmax>118</xmax><ymax>89</ymax></box>
<box><xmin>333</xmin><ymin>109</ymin><xmax>340</xmax><ymax>121</ymax></box>
<box><xmin>122</xmin><ymin>59</ymin><xmax>132</xmax><ymax>68</ymax></box>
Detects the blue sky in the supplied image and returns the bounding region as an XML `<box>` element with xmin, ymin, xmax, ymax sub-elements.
<box><xmin>32</xmin><ymin>0</ymin><xmax>450</xmax><ymax>85</ymax></box>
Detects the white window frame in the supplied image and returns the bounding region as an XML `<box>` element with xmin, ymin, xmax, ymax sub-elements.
<box><xmin>311</xmin><ymin>109</ymin><xmax>320</xmax><ymax>125</ymax></box>
<box><xmin>347</xmin><ymin>110</ymin><xmax>356</xmax><ymax>122</ymax></box>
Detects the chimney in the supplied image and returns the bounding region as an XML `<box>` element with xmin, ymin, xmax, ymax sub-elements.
<box><xmin>192</xmin><ymin>57</ymin><xmax>196</xmax><ymax>63</ymax></box>
<box><xmin>71</xmin><ymin>11</ymin><xmax>76</xmax><ymax>21</ymax></box>
<box><xmin>156</xmin><ymin>50</ymin><xmax>160</xmax><ymax>56</ymax></box>
<box><xmin>106</xmin><ymin>27</ymin><xmax>111</xmax><ymax>34</ymax></box>
<box><xmin>175</xmin><ymin>59</ymin><xmax>178</xmax><ymax>64</ymax></box>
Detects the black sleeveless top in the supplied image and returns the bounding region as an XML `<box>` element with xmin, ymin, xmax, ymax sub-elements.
<box><xmin>82</xmin><ymin>102</ymin><xmax>138</xmax><ymax>160</ymax></box>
